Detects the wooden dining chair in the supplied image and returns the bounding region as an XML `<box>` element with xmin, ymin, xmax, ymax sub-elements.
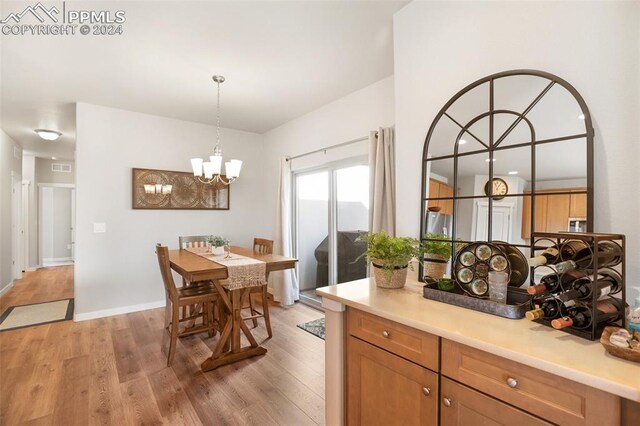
<box><xmin>241</xmin><ymin>238</ymin><xmax>274</xmax><ymax>338</ymax></box>
<box><xmin>254</xmin><ymin>238</ymin><xmax>274</xmax><ymax>254</ymax></box>
<box><xmin>177</xmin><ymin>235</ymin><xmax>212</xmax><ymax>318</ymax></box>
<box><xmin>155</xmin><ymin>244</ymin><xmax>219</xmax><ymax>366</ymax></box>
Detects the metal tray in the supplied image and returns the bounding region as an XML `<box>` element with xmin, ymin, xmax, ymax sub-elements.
<box><xmin>422</xmin><ymin>284</ymin><xmax>533</xmax><ymax>319</ymax></box>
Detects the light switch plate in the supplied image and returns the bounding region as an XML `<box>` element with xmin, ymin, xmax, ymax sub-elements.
<box><xmin>93</xmin><ymin>223</ymin><xmax>106</xmax><ymax>233</ymax></box>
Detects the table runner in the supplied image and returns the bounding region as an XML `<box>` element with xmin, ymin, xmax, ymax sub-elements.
<box><xmin>185</xmin><ymin>248</ymin><xmax>266</xmax><ymax>290</ymax></box>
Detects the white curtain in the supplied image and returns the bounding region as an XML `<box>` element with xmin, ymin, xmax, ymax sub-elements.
<box><xmin>369</xmin><ymin>127</ymin><xmax>396</xmax><ymax>235</ymax></box>
<box><xmin>273</xmin><ymin>156</ymin><xmax>299</xmax><ymax>306</ymax></box>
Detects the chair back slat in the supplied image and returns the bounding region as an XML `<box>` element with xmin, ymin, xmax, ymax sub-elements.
<box><xmin>178</xmin><ymin>235</ymin><xmax>209</xmax><ymax>249</ymax></box>
<box><xmin>253</xmin><ymin>238</ymin><xmax>274</xmax><ymax>254</ymax></box>
<box><xmin>156</xmin><ymin>244</ymin><xmax>178</xmax><ymax>301</ymax></box>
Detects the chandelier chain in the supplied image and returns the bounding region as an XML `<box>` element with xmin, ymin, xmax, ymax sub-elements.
<box><xmin>216</xmin><ymin>79</ymin><xmax>221</xmax><ymax>148</ymax></box>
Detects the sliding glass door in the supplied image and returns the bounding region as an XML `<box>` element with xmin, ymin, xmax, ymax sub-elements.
<box><xmin>295</xmin><ymin>170</ymin><xmax>330</xmax><ymax>304</ymax></box>
<box><xmin>295</xmin><ymin>160</ymin><xmax>369</xmax><ymax>307</ymax></box>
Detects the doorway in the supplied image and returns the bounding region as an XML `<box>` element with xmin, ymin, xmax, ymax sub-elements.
<box><xmin>38</xmin><ymin>184</ymin><xmax>75</xmax><ymax>267</ymax></box>
<box><xmin>294</xmin><ymin>160</ymin><xmax>370</xmax><ymax>308</ymax></box>
<box><xmin>473</xmin><ymin>201</ymin><xmax>514</xmax><ymax>242</ymax></box>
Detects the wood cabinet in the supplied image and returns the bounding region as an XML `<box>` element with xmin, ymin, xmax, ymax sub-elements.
<box><xmin>346</xmin><ymin>308</ymin><xmax>439</xmax><ymax>425</ymax></box>
<box><xmin>521</xmin><ymin>188</ymin><xmax>587</xmax><ymax>238</ymax></box>
<box><xmin>344</xmin><ymin>308</ymin><xmax>621</xmax><ymax>426</ymax></box>
<box><xmin>347</xmin><ymin>336</ymin><xmax>438</xmax><ymax>425</ymax></box>
<box><xmin>428</xmin><ymin>179</ymin><xmax>454</xmax><ymax>216</ymax></box>
<box><xmin>440</xmin><ymin>377</ymin><xmax>551</xmax><ymax>426</ymax></box>
<box><xmin>441</xmin><ymin>339</ymin><xmax>620</xmax><ymax>426</ymax></box>
<box><xmin>570</xmin><ymin>192</ymin><xmax>587</xmax><ymax>217</ymax></box>
<box><xmin>347</xmin><ymin>307</ymin><xmax>439</xmax><ymax>370</ymax></box>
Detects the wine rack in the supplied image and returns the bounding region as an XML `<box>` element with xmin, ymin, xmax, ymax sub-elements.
<box><xmin>529</xmin><ymin>232</ymin><xmax>626</xmax><ymax>340</ymax></box>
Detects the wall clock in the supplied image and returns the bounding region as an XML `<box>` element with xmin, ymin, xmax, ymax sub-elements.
<box><xmin>484</xmin><ymin>178</ymin><xmax>508</xmax><ymax>200</ymax></box>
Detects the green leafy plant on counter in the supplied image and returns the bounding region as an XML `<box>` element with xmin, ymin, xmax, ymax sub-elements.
<box><xmin>424</xmin><ymin>232</ymin><xmax>457</xmax><ymax>259</ymax></box>
<box><xmin>358</xmin><ymin>231</ymin><xmax>424</xmax><ymax>270</ymax></box>
<box><xmin>207</xmin><ymin>235</ymin><xmax>229</xmax><ymax>247</ymax></box>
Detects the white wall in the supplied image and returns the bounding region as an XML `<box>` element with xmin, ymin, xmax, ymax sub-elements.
<box><xmin>263</xmin><ymin>76</ymin><xmax>395</xmax><ymax>238</ymax></box>
<box><xmin>0</xmin><ymin>130</ymin><xmax>22</xmax><ymax>292</ymax></box>
<box><xmin>74</xmin><ymin>103</ymin><xmax>268</xmax><ymax>319</ymax></box>
<box><xmin>36</xmin><ymin>158</ymin><xmax>75</xmax><ymax>184</ymax></box>
<box><xmin>394</xmin><ymin>1</ymin><xmax>640</xmax><ymax>301</ymax></box>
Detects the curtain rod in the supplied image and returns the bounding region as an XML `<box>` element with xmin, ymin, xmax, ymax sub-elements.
<box><xmin>287</xmin><ymin>132</ymin><xmax>377</xmax><ymax>161</ymax></box>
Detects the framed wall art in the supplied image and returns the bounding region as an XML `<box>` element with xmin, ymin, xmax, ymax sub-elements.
<box><xmin>132</xmin><ymin>168</ymin><xmax>230</xmax><ymax>210</ymax></box>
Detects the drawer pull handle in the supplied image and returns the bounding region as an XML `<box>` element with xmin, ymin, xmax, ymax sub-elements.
<box><xmin>443</xmin><ymin>397</ymin><xmax>453</xmax><ymax>407</ymax></box>
<box><xmin>507</xmin><ymin>377</ymin><xmax>518</xmax><ymax>388</ymax></box>
<box><xmin>382</xmin><ymin>330</ymin><xmax>390</xmax><ymax>338</ymax></box>
<box><xmin>422</xmin><ymin>387</ymin><xmax>431</xmax><ymax>396</ymax></box>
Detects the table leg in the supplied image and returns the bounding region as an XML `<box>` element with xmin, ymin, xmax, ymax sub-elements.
<box><xmin>201</xmin><ymin>285</ymin><xmax>267</xmax><ymax>372</ymax></box>
<box><xmin>231</xmin><ymin>289</ymin><xmax>241</xmax><ymax>352</ymax></box>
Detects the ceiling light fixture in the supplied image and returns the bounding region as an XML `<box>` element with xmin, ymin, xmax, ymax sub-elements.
<box><xmin>190</xmin><ymin>75</ymin><xmax>242</xmax><ymax>185</ymax></box>
<box><xmin>485</xmin><ymin>158</ymin><xmax>497</xmax><ymax>162</ymax></box>
<box><xmin>35</xmin><ymin>129</ymin><xmax>62</xmax><ymax>141</ymax></box>
<box><xmin>459</xmin><ymin>139</ymin><xmax>467</xmax><ymax>145</ymax></box>
<box><xmin>51</xmin><ymin>157</ymin><xmax>57</xmax><ymax>160</ymax></box>
<box><xmin>508</xmin><ymin>171</ymin><xmax>518</xmax><ymax>175</ymax></box>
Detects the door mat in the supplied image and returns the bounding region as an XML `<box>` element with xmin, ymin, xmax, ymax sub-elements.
<box><xmin>297</xmin><ymin>317</ymin><xmax>325</xmax><ymax>340</ymax></box>
<box><xmin>0</xmin><ymin>299</ymin><xmax>74</xmax><ymax>332</ymax></box>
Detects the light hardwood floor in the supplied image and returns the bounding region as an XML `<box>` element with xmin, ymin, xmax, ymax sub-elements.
<box><xmin>0</xmin><ymin>266</ymin><xmax>326</xmax><ymax>425</ymax></box>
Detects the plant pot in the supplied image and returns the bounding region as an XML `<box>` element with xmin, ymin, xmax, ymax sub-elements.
<box><xmin>371</xmin><ymin>259</ymin><xmax>409</xmax><ymax>289</ymax></box>
<box><xmin>424</xmin><ymin>253</ymin><xmax>448</xmax><ymax>280</ymax></box>
<box><xmin>212</xmin><ymin>246</ymin><xmax>225</xmax><ymax>255</ymax></box>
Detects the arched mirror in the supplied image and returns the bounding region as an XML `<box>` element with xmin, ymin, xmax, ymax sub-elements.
<box><xmin>420</xmin><ymin>70</ymin><xmax>593</xmax><ymax>281</ymax></box>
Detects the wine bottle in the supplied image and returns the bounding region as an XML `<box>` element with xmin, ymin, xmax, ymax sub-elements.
<box><xmin>551</xmin><ymin>298</ymin><xmax>623</xmax><ymax>330</ymax></box>
<box><xmin>525</xmin><ymin>298</ymin><xmax>565</xmax><ymax>320</ymax></box>
<box><xmin>554</xmin><ymin>240</ymin><xmax>622</xmax><ymax>273</ymax></box>
<box><xmin>526</xmin><ymin>270</ymin><xmax>583</xmax><ymax>296</ymax></box>
<box><xmin>557</xmin><ymin>270</ymin><xmax>622</xmax><ymax>302</ymax></box>
<box><xmin>527</xmin><ymin>240</ymin><xmax>588</xmax><ymax>267</ymax></box>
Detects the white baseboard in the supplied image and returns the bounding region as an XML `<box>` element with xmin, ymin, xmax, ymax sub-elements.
<box><xmin>26</xmin><ymin>267</ymin><xmax>37</xmax><ymax>272</ymax></box>
<box><xmin>74</xmin><ymin>299</ymin><xmax>166</xmax><ymax>322</ymax></box>
<box><xmin>0</xmin><ymin>282</ymin><xmax>14</xmax><ymax>297</ymax></box>
<box><xmin>43</xmin><ymin>257</ymin><xmax>73</xmax><ymax>262</ymax></box>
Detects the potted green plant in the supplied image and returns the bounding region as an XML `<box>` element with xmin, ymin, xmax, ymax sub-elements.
<box><xmin>359</xmin><ymin>231</ymin><xmax>424</xmax><ymax>289</ymax></box>
<box><xmin>423</xmin><ymin>233</ymin><xmax>455</xmax><ymax>280</ymax></box>
<box><xmin>207</xmin><ymin>235</ymin><xmax>229</xmax><ymax>255</ymax></box>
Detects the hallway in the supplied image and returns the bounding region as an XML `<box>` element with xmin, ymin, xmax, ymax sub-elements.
<box><xmin>0</xmin><ymin>266</ymin><xmax>73</xmax><ymax>313</ymax></box>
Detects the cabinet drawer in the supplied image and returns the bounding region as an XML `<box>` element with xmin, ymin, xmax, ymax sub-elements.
<box><xmin>441</xmin><ymin>339</ymin><xmax>620</xmax><ymax>426</ymax></box>
<box><xmin>347</xmin><ymin>308</ymin><xmax>439</xmax><ymax>370</ymax></box>
<box><xmin>440</xmin><ymin>377</ymin><xmax>551</xmax><ymax>425</ymax></box>
<box><xmin>347</xmin><ymin>336</ymin><xmax>438</xmax><ymax>426</ymax></box>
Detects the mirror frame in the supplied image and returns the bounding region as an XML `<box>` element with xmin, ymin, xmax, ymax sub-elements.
<box><xmin>419</xmin><ymin>69</ymin><xmax>594</xmax><ymax>279</ymax></box>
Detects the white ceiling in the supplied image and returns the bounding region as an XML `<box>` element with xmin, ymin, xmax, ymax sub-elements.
<box><xmin>1</xmin><ymin>1</ymin><xmax>407</xmax><ymax>160</ymax></box>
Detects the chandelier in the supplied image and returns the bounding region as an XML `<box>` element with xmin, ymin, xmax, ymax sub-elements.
<box><xmin>190</xmin><ymin>75</ymin><xmax>242</xmax><ymax>185</ymax></box>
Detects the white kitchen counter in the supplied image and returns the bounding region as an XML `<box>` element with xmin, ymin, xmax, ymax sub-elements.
<box><xmin>316</xmin><ymin>277</ymin><xmax>640</xmax><ymax>402</ymax></box>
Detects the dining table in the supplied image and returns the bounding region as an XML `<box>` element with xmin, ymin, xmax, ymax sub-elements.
<box><xmin>168</xmin><ymin>246</ymin><xmax>297</xmax><ymax>371</ymax></box>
